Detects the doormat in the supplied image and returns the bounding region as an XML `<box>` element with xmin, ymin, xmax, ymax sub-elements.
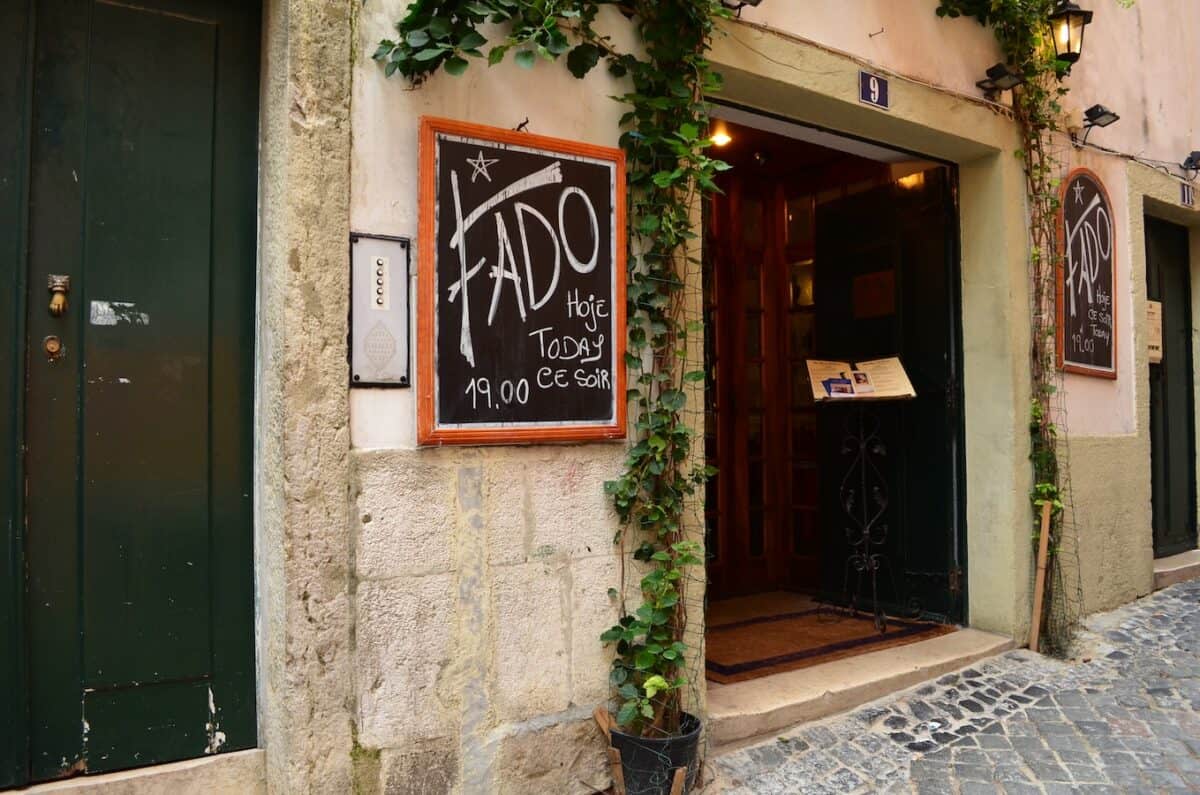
<box><xmin>705</xmin><ymin>609</ymin><xmax>956</xmax><ymax>685</ymax></box>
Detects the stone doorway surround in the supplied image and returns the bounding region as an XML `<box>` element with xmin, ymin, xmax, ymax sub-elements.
<box><xmin>254</xmin><ymin>0</ymin><xmax>356</xmax><ymax>792</ymax></box>
<box><xmin>704</xmin><ymin>20</ymin><xmax>1034</xmax><ymax>644</ymax></box>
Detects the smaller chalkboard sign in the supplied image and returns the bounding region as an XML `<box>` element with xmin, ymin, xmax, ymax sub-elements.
<box><xmin>859</xmin><ymin>71</ymin><xmax>890</xmax><ymax>110</ymax></box>
<box><xmin>418</xmin><ymin>117</ymin><xmax>627</xmax><ymax>445</ymax></box>
<box><xmin>1057</xmin><ymin>168</ymin><xmax>1117</xmax><ymax>378</ymax></box>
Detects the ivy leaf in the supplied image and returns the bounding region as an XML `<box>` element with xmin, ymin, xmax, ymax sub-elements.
<box><xmin>458</xmin><ymin>30</ymin><xmax>487</xmax><ymax>51</ymax></box>
<box><xmin>566</xmin><ymin>43</ymin><xmax>601</xmax><ymax>79</ymax></box>
<box><xmin>405</xmin><ymin>29</ymin><xmax>430</xmax><ymax>47</ymax></box>
<box><xmin>514</xmin><ymin>49</ymin><xmax>537</xmax><ymax>69</ymax></box>
<box><xmin>413</xmin><ymin>46</ymin><xmax>448</xmax><ymax>62</ymax></box>
<box><xmin>444</xmin><ymin>56</ymin><xmax>470</xmax><ymax>76</ymax></box>
<box><xmin>616</xmin><ymin>701</ymin><xmax>639</xmax><ymax>726</ymax></box>
<box><xmin>546</xmin><ymin>28</ymin><xmax>571</xmax><ymax>55</ymax></box>
<box><xmin>488</xmin><ymin>45</ymin><xmax>509</xmax><ymax>65</ymax></box>
<box><xmin>427</xmin><ymin>16</ymin><xmax>452</xmax><ymax>39</ymax></box>
<box><xmin>643</xmin><ymin>674</ymin><xmax>670</xmax><ymax>698</ymax></box>
<box><xmin>660</xmin><ymin>389</ymin><xmax>686</xmax><ymax>411</ymax></box>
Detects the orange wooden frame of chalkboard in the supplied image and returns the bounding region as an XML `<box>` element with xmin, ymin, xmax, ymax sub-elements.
<box><xmin>417</xmin><ymin>116</ymin><xmax>628</xmax><ymax>445</ymax></box>
<box><xmin>1055</xmin><ymin>167</ymin><xmax>1118</xmax><ymax>379</ymax></box>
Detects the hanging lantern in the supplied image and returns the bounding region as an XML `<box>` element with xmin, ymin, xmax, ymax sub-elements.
<box><xmin>1049</xmin><ymin>2</ymin><xmax>1093</xmax><ymax>66</ymax></box>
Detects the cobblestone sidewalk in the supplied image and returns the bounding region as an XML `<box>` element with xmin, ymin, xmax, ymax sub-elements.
<box><xmin>714</xmin><ymin>579</ymin><xmax>1200</xmax><ymax>793</ymax></box>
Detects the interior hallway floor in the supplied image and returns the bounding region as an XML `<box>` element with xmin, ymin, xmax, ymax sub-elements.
<box><xmin>710</xmin><ymin>579</ymin><xmax>1200</xmax><ymax>793</ymax></box>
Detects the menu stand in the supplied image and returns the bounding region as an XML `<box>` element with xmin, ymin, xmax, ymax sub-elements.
<box><xmin>832</xmin><ymin>401</ymin><xmax>897</xmax><ymax>633</ymax></box>
<box><xmin>807</xmin><ymin>357</ymin><xmax>916</xmax><ymax>634</ymax></box>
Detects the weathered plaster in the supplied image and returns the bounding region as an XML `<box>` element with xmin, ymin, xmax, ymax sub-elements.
<box><xmin>256</xmin><ymin>0</ymin><xmax>355</xmax><ymax>792</ymax></box>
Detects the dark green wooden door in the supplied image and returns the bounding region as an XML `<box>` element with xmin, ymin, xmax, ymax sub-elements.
<box><xmin>815</xmin><ymin>168</ymin><xmax>966</xmax><ymax>623</ymax></box>
<box><xmin>1146</xmin><ymin>217</ymin><xmax>1197</xmax><ymax>559</ymax></box>
<box><xmin>16</xmin><ymin>0</ymin><xmax>260</xmax><ymax>783</ymax></box>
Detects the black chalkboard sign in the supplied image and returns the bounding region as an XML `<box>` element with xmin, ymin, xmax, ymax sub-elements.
<box><xmin>1057</xmin><ymin>168</ymin><xmax>1117</xmax><ymax>378</ymax></box>
<box><xmin>417</xmin><ymin>117</ymin><xmax>627</xmax><ymax>444</ymax></box>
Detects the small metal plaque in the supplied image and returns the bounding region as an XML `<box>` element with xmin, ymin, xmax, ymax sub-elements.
<box><xmin>859</xmin><ymin>71</ymin><xmax>890</xmax><ymax>110</ymax></box>
<box><xmin>1182</xmin><ymin>182</ymin><xmax>1195</xmax><ymax>208</ymax></box>
<box><xmin>350</xmin><ymin>233</ymin><xmax>411</xmax><ymax>387</ymax></box>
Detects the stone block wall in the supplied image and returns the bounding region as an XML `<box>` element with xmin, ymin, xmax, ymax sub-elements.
<box><xmin>350</xmin><ymin>446</ymin><xmax>626</xmax><ymax>794</ymax></box>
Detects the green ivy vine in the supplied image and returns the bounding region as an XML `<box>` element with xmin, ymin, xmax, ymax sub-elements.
<box><xmin>376</xmin><ymin>0</ymin><xmax>728</xmax><ymax>737</ymax></box>
<box><xmin>935</xmin><ymin>0</ymin><xmax>1131</xmax><ymax>651</ymax></box>
<box><xmin>937</xmin><ymin>0</ymin><xmax>1071</xmax><ymax>651</ymax></box>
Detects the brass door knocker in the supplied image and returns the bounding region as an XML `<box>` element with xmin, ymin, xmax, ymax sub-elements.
<box><xmin>48</xmin><ymin>274</ymin><xmax>70</xmax><ymax>317</ymax></box>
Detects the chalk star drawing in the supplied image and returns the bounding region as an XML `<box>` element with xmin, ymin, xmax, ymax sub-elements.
<box><xmin>466</xmin><ymin>150</ymin><xmax>499</xmax><ymax>183</ymax></box>
<box><xmin>1073</xmin><ymin>180</ymin><xmax>1086</xmax><ymax>205</ymax></box>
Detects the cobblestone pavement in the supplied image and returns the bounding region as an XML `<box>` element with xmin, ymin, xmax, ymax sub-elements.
<box><xmin>714</xmin><ymin>579</ymin><xmax>1200</xmax><ymax>793</ymax></box>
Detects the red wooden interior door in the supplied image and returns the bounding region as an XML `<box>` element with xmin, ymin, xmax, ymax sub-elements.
<box><xmin>705</xmin><ymin>174</ymin><xmax>820</xmax><ymax>600</ymax></box>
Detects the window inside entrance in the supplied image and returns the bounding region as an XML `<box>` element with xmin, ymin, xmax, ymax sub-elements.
<box><xmin>703</xmin><ymin>112</ymin><xmax>965</xmax><ymax>684</ymax></box>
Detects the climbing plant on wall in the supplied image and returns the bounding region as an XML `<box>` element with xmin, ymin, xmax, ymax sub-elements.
<box><xmin>376</xmin><ymin>0</ymin><xmax>727</xmax><ymax>737</ymax></box>
<box><xmin>935</xmin><ymin>0</ymin><xmax>1131</xmax><ymax>652</ymax></box>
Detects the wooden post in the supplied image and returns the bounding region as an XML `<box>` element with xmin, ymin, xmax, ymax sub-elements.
<box><xmin>668</xmin><ymin>767</ymin><xmax>687</xmax><ymax>795</ymax></box>
<box><xmin>1028</xmin><ymin>500</ymin><xmax>1053</xmax><ymax>652</ymax></box>
<box><xmin>606</xmin><ymin>747</ymin><xmax>626</xmax><ymax>795</ymax></box>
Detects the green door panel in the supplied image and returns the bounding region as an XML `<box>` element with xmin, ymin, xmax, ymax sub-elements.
<box><xmin>1</xmin><ymin>1</ymin><xmax>34</xmax><ymax>788</ymax></box>
<box><xmin>81</xmin><ymin>0</ymin><xmax>217</xmax><ymax>687</ymax></box>
<box><xmin>22</xmin><ymin>0</ymin><xmax>260</xmax><ymax>783</ymax></box>
<box><xmin>1147</xmin><ymin>217</ymin><xmax>1197</xmax><ymax>558</ymax></box>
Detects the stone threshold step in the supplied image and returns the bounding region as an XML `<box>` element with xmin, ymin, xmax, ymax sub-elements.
<box><xmin>12</xmin><ymin>749</ymin><xmax>265</xmax><ymax>794</ymax></box>
<box><xmin>707</xmin><ymin>627</ymin><xmax>1015</xmax><ymax>751</ymax></box>
<box><xmin>1154</xmin><ymin>548</ymin><xmax>1200</xmax><ymax>591</ymax></box>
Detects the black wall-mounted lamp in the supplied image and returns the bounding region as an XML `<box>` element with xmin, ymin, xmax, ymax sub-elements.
<box><xmin>1182</xmin><ymin>151</ymin><xmax>1200</xmax><ymax>174</ymax></box>
<box><xmin>976</xmin><ymin>63</ymin><xmax>1025</xmax><ymax>98</ymax></box>
<box><xmin>1079</xmin><ymin>104</ymin><xmax>1119</xmax><ymax>144</ymax></box>
<box><xmin>1049</xmin><ymin>2</ymin><xmax>1093</xmax><ymax>69</ymax></box>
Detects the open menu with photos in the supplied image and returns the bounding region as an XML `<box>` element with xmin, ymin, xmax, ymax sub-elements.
<box><xmin>806</xmin><ymin>357</ymin><xmax>916</xmax><ymax>401</ymax></box>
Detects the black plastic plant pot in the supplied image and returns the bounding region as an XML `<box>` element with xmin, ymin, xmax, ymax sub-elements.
<box><xmin>609</xmin><ymin>712</ymin><xmax>702</xmax><ymax>795</ymax></box>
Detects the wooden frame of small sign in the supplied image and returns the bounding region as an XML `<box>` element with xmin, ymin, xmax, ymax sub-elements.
<box><xmin>1056</xmin><ymin>167</ymin><xmax>1118</xmax><ymax>379</ymax></box>
<box><xmin>417</xmin><ymin>117</ymin><xmax>627</xmax><ymax>445</ymax></box>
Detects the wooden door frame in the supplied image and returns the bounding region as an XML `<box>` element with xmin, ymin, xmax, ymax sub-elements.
<box><xmin>700</xmin><ymin>103</ymin><xmax>970</xmax><ymax>620</ymax></box>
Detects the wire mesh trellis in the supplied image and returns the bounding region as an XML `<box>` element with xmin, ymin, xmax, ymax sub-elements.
<box><xmin>1031</xmin><ymin>134</ymin><xmax>1085</xmax><ymax>657</ymax></box>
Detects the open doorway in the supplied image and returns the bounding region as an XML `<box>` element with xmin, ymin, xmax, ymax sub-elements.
<box><xmin>702</xmin><ymin>109</ymin><xmax>966</xmax><ymax>685</ymax></box>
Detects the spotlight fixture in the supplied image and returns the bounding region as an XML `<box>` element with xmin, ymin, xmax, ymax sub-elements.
<box><xmin>975</xmin><ymin>63</ymin><xmax>1025</xmax><ymax>97</ymax></box>
<box><xmin>1079</xmin><ymin>104</ymin><xmax>1119</xmax><ymax>144</ymax></box>
<box><xmin>1182</xmin><ymin>151</ymin><xmax>1200</xmax><ymax>173</ymax></box>
<box><xmin>1049</xmin><ymin>2</ymin><xmax>1093</xmax><ymax>68</ymax></box>
<box><xmin>1084</xmin><ymin>104</ymin><xmax>1119</xmax><ymax>128</ymax></box>
<box><xmin>710</xmin><ymin>131</ymin><xmax>732</xmax><ymax>147</ymax></box>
